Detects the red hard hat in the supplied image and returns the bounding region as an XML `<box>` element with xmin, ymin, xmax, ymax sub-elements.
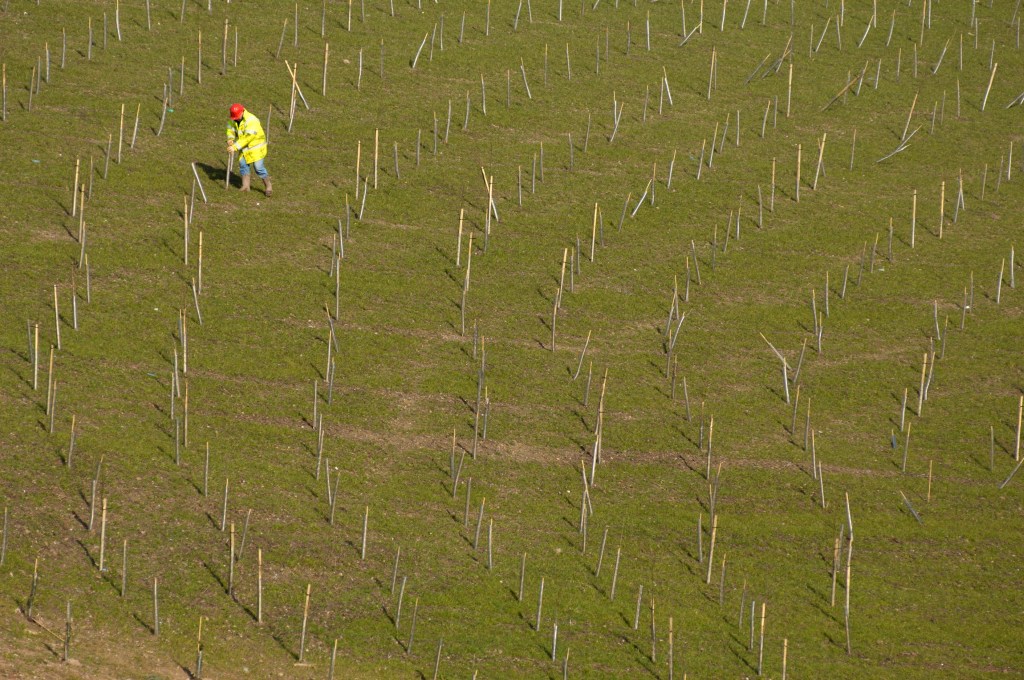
<box><xmin>229</xmin><ymin>103</ymin><xmax>244</xmax><ymax>120</ymax></box>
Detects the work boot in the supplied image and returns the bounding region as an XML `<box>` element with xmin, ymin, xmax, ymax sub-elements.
<box><xmin>240</xmin><ymin>174</ymin><xmax>251</xmax><ymax>192</ymax></box>
<box><xmin>262</xmin><ymin>176</ymin><xmax>273</xmax><ymax>197</ymax></box>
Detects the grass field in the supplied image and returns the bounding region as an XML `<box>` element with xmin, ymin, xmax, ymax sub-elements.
<box><xmin>1</xmin><ymin>0</ymin><xmax>1023</xmax><ymax>677</ymax></box>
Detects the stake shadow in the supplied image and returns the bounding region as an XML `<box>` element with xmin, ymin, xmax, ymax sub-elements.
<box><xmin>202</xmin><ymin>560</ymin><xmax>228</xmax><ymax>593</ymax></box>
<box><xmin>308</xmin><ymin>361</ymin><xmax>325</xmax><ymax>381</ymax></box>
<box><xmin>132</xmin><ymin>612</ymin><xmax>156</xmax><ymax>635</ymax></box>
<box><xmin>823</xmin><ymin>629</ymin><xmax>844</xmax><ymax>650</ymax></box>
<box><xmin>158</xmin><ymin>236</ymin><xmax>179</xmax><ymax>261</ymax></box>
<box><xmin>433</xmin><ymin>244</ymin><xmax>456</xmax><ymax>268</ymax></box>
<box><xmin>71</xmin><ymin>511</ymin><xmax>89</xmax><ymax>531</ymax></box>
<box><xmin>195</xmin><ymin>162</ymin><xmax>229</xmax><ymax>185</ymax></box>
<box><xmin>58</xmin><ymin>222</ymin><xmax>76</xmax><ymax>242</ymax></box>
<box><xmin>304</xmin><ymin>480</ymin><xmax>323</xmax><ymax>500</ymax></box>
<box><xmin>571</xmin><ymin>409</ymin><xmax>592</xmax><ymax>432</ymax></box>
<box><xmin>764</xmin><ymin>384</ymin><xmax>788</xmax><ymax>403</ymax></box>
<box><xmin>271</xmin><ymin>629</ymin><xmax>299</xmax><ymax>661</ymax></box>
<box><xmin>726</xmin><ymin>632</ymin><xmax>757</xmax><ymax>672</ymax></box>
<box><xmin>176</xmin><ymin>660</ymin><xmax>201</xmax><ymax>680</ymax></box>
<box><xmin>241</xmin><ymin>602</ymin><xmax>258</xmax><ymax>623</ymax></box>
<box><xmin>677</xmin><ymin>452</ymin><xmax>699</xmax><ymax>473</ymax></box>
<box><xmin>805</xmin><ymin>583</ymin><xmax>840</xmax><ymax>622</ymax></box>
<box><xmin>75</xmin><ymin>539</ymin><xmax>98</xmax><ymax>569</ymax></box>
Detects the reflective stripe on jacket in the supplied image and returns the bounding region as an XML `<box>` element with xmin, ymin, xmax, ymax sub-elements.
<box><xmin>225</xmin><ymin>110</ymin><xmax>268</xmax><ymax>164</ymax></box>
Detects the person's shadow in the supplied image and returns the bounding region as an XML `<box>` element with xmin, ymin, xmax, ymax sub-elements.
<box><xmin>196</xmin><ymin>162</ymin><xmax>235</xmax><ymax>188</ymax></box>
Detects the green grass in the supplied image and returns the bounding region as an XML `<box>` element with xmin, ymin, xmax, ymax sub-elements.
<box><xmin>1</xmin><ymin>0</ymin><xmax>1023</xmax><ymax>677</ymax></box>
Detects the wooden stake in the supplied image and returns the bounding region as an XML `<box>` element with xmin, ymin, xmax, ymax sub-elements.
<box><xmin>32</xmin><ymin>324</ymin><xmax>39</xmax><ymax>391</ymax></box>
<box><xmin>910</xmin><ymin>189</ymin><xmax>917</xmax><ymax>248</ymax></box>
<box><xmin>757</xmin><ymin>602</ymin><xmax>766</xmax><ymax>675</ymax></box>
<box><xmin>152</xmin><ymin>577</ymin><xmax>159</xmax><ymax>635</ymax></box>
<box><xmin>813</xmin><ymin>133</ymin><xmax>826</xmax><ymax>190</ymax></box>
<box><xmin>518</xmin><ymin>552</ymin><xmax>527</xmax><ymax>601</ymax></box>
<box><xmin>917</xmin><ymin>353</ymin><xmax>927</xmax><ymax>415</ymax></box>
<box><xmin>981</xmin><ymin>63</ymin><xmax>998</xmax><ymax>111</ymax></box>
<box><xmin>1015</xmin><ymin>396</ymin><xmax>1023</xmax><ymax>461</ymax></box>
<box><xmin>98</xmin><ymin>498</ymin><xmax>108</xmax><ymax>571</ymax></box>
<box><xmin>220</xmin><ymin>478</ymin><xmax>229</xmax><ymax>531</ymax></box>
<box><xmin>609</xmin><ymin>547</ymin><xmax>621</xmax><ymax>599</ymax></box>
<box><xmin>786</xmin><ymin>63</ymin><xmax>793</xmax><ymax>117</ymax></box>
<box><xmin>705</xmin><ymin>515</ymin><xmax>718</xmax><ymax>584</ymax></box>
<box><xmin>257</xmin><ymin>549</ymin><xmax>263</xmax><ymax>624</ymax></box>
<box><xmin>361</xmin><ymin>505</ymin><xmax>369</xmax><ymax>559</ymax></box>
<box><xmin>298</xmin><ymin>583</ymin><xmax>311</xmax><ymax>662</ymax></box>
<box><xmin>535</xmin><ymin>576</ymin><xmax>545</xmax><ymax>630</ymax></box>
<box><xmin>228</xmin><ymin>523</ymin><xmax>235</xmax><ymax>597</ymax></box>
<box><xmin>53</xmin><ymin>285</ymin><xmax>61</xmax><ymax>350</ymax></box>
<box><xmin>795</xmin><ymin>144</ymin><xmax>801</xmax><ymax>202</ymax></box>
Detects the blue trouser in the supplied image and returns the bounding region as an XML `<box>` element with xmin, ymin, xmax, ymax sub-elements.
<box><xmin>238</xmin><ymin>156</ymin><xmax>269</xmax><ymax>179</ymax></box>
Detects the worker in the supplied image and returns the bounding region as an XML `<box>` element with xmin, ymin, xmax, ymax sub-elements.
<box><xmin>226</xmin><ymin>103</ymin><xmax>272</xmax><ymax>196</ymax></box>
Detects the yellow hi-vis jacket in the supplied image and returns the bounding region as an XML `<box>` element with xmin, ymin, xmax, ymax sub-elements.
<box><xmin>226</xmin><ymin>109</ymin><xmax>268</xmax><ymax>164</ymax></box>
